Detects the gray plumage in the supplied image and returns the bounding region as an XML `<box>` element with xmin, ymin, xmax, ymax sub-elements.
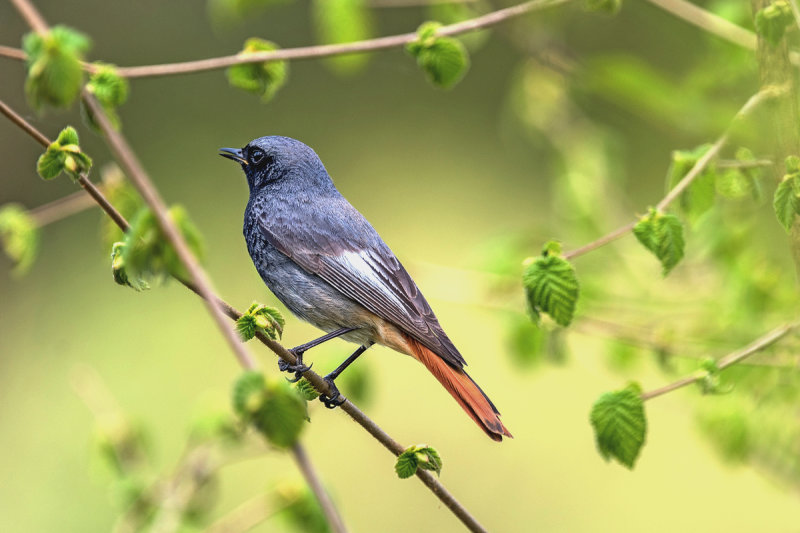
<box><xmin>237</xmin><ymin>136</ymin><xmax>466</xmax><ymax>369</ymax></box>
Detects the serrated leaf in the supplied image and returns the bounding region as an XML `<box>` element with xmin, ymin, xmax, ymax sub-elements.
<box><xmin>312</xmin><ymin>0</ymin><xmax>373</xmax><ymax>74</ymax></box>
<box><xmin>407</xmin><ymin>26</ymin><xmax>470</xmax><ymax>90</ymax></box>
<box><xmin>295</xmin><ymin>378</ymin><xmax>320</xmax><ymax>401</ymax></box>
<box><xmin>227</xmin><ymin>38</ymin><xmax>288</xmax><ymax>102</ymax></box>
<box><xmin>56</xmin><ymin>126</ymin><xmax>80</xmax><ymax>146</ymax></box>
<box><xmin>633</xmin><ymin>208</ymin><xmax>685</xmax><ymax>275</ymax></box>
<box><xmin>22</xmin><ymin>25</ymin><xmax>91</xmax><ymax>110</ymax></box>
<box><xmin>0</xmin><ymin>204</ymin><xmax>39</xmax><ymax>276</ymax></box>
<box><xmin>395</xmin><ymin>444</ymin><xmax>443</xmax><ymax>479</ymax></box>
<box><xmin>584</xmin><ymin>0</ymin><xmax>622</xmax><ymax>15</ymax></box>
<box><xmin>37</xmin><ymin>145</ymin><xmax>66</xmax><ymax>180</ymax></box>
<box><xmin>236</xmin><ymin>314</ymin><xmax>257</xmax><ymax>341</ymax></box>
<box><xmin>755</xmin><ymin>1</ymin><xmax>794</xmax><ymax>47</ymax></box>
<box><xmin>667</xmin><ymin>145</ymin><xmax>717</xmax><ymax>222</ymax></box>
<box><xmin>590</xmin><ymin>383</ymin><xmax>647</xmax><ymax>469</ymax></box>
<box><xmin>773</xmin><ymin>175</ymin><xmax>800</xmax><ymax>232</ymax></box>
<box><xmin>522</xmin><ymin>243</ymin><xmax>579</xmax><ymax>327</ymax></box>
<box><xmin>84</xmin><ymin>63</ymin><xmax>129</xmax><ymax>130</ymax></box>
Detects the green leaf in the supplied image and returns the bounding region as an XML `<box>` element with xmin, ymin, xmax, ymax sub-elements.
<box><xmin>590</xmin><ymin>383</ymin><xmax>647</xmax><ymax>469</ymax></box>
<box><xmin>295</xmin><ymin>378</ymin><xmax>320</xmax><ymax>401</ymax></box>
<box><xmin>584</xmin><ymin>0</ymin><xmax>623</xmax><ymax>15</ymax></box>
<box><xmin>522</xmin><ymin>241</ymin><xmax>580</xmax><ymax>327</ymax></box>
<box><xmin>0</xmin><ymin>204</ymin><xmax>39</xmax><ymax>276</ymax></box>
<box><xmin>36</xmin><ymin>145</ymin><xmax>66</xmax><ymax>180</ymax></box>
<box><xmin>121</xmin><ymin>205</ymin><xmax>205</xmax><ymax>281</ymax></box>
<box><xmin>407</xmin><ymin>22</ymin><xmax>470</xmax><ymax>89</ymax></box>
<box><xmin>36</xmin><ymin>127</ymin><xmax>92</xmax><ymax>180</ymax></box>
<box><xmin>226</xmin><ymin>38</ymin><xmax>288</xmax><ymax>102</ymax></box>
<box><xmin>773</xmin><ymin>174</ymin><xmax>800</xmax><ymax>232</ymax></box>
<box><xmin>236</xmin><ymin>302</ymin><xmax>285</xmax><ymax>341</ymax></box>
<box><xmin>667</xmin><ymin>144</ymin><xmax>717</xmax><ymax>222</ymax></box>
<box><xmin>22</xmin><ymin>25</ymin><xmax>91</xmax><ymax>110</ymax></box>
<box><xmin>312</xmin><ymin>0</ymin><xmax>373</xmax><ymax>74</ymax></box>
<box><xmin>755</xmin><ymin>1</ymin><xmax>794</xmax><ymax>47</ymax></box>
<box><xmin>110</xmin><ymin>242</ymin><xmax>149</xmax><ymax>291</ymax></box>
<box><xmin>83</xmin><ymin>63</ymin><xmax>129</xmax><ymax>129</ymax></box>
<box><xmin>633</xmin><ymin>208</ymin><xmax>685</xmax><ymax>275</ymax></box>
<box><xmin>231</xmin><ymin>372</ymin><xmax>307</xmax><ymax>448</ymax></box>
<box><xmin>395</xmin><ymin>444</ymin><xmax>443</xmax><ymax>479</ymax></box>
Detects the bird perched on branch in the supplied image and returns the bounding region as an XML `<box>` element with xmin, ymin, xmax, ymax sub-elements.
<box><xmin>220</xmin><ymin>136</ymin><xmax>511</xmax><ymax>441</ymax></box>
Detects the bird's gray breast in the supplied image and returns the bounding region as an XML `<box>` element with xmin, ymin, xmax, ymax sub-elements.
<box><xmin>243</xmin><ymin>198</ymin><xmax>375</xmax><ymax>345</ymax></box>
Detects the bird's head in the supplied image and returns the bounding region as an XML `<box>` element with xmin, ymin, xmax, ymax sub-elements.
<box><xmin>219</xmin><ymin>136</ymin><xmax>333</xmax><ymax>195</ymax></box>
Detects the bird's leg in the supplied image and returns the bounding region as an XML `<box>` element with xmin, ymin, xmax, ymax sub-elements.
<box><xmin>320</xmin><ymin>342</ymin><xmax>374</xmax><ymax>409</ymax></box>
<box><xmin>280</xmin><ymin>327</ymin><xmax>357</xmax><ymax>382</ymax></box>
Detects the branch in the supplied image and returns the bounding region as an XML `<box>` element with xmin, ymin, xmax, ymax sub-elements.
<box><xmin>28</xmin><ymin>188</ymin><xmax>96</xmax><ymax>227</ymax></box>
<box><xmin>640</xmin><ymin>321</ymin><xmax>799</xmax><ymax>401</ymax></box>
<box><xmin>563</xmin><ymin>87</ymin><xmax>777</xmax><ymax>261</ymax></box>
<box><xmin>290</xmin><ymin>444</ymin><xmax>348</xmax><ymax>533</ymax></box>
<box><xmin>0</xmin><ymin>0</ymin><xmax>568</xmax><ymax>78</ymax></box>
<box><xmin>642</xmin><ymin>0</ymin><xmax>756</xmax><ymax>50</ymax></box>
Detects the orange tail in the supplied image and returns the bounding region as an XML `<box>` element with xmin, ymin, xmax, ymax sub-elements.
<box><xmin>405</xmin><ymin>335</ymin><xmax>512</xmax><ymax>441</ymax></box>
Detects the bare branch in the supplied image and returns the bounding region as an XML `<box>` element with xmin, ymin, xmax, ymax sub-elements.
<box><xmin>640</xmin><ymin>322</ymin><xmax>799</xmax><ymax>401</ymax></box>
<box><xmin>642</xmin><ymin>0</ymin><xmax>756</xmax><ymax>50</ymax></box>
<box><xmin>291</xmin><ymin>444</ymin><xmax>348</xmax><ymax>533</ymax></box>
<box><xmin>28</xmin><ymin>188</ymin><xmax>96</xmax><ymax>227</ymax></box>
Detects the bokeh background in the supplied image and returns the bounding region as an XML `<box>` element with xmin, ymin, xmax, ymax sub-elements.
<box><xmin>1</xmin><ymin>0</ymin><xmax>799</xmax><ymax>531</ymax></box>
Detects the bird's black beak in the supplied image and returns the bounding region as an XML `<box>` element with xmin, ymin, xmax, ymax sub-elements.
<box><xmin>219</xmin><ymin>147</ymin><xmax>247</xmax><ymax>165</ymax></box>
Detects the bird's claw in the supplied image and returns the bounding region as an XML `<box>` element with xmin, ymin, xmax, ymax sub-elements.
<box><xmin>320</xmin><ymin>377</ymin><xmax>345</xmax><ymax>409</ymax></box>
<box><xmin>278</xmin><ymin>352</ymin><xmax>312</xmax><ymax>382</ymax></box>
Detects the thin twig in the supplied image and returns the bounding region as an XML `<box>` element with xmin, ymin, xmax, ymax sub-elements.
<box><xmin>564</xmin><ymin>88</ymin><xmax>776</xmax><ymax>261</ymax></box>
<box><xmin>640</xmin><ymin>321</ymin><xmax>799</xmax><ymax>401</ymax></box>
<box><xmin>204</xmin><ymin>494</ymin><xmax>279</xmax><ymax>533</ymax></box>
<box><xmin>715</xmin><ymin>158</ymin><xmax>773</xmax><ymax>169</ymax></box>
<box><xmin>290</xmin><ymin>444</ymin><xmax>348</xmax><ymax>533</ymax></box>
<box><xmin>790</xmin><ymin>0</ymin><xmax>800</xmax><ymax>33</ymax></box>
<box><xmin>114</xmin><ymin>0</ymin><xmax>567</xmax><ymax>78</ymax></box>
<box><xmin>0</xmin><ymin>99</ymin><xmax>50</xmax><ymax>146</ymax></box>
<box><xmin>642</xmin><ymin>0</ymin><xmax>756</xmax><ymax>50</ymax></box>
<box><xmin>28</xmin><ymin>188</ymin><xmax>96</xmax><ymax>227</ymax></box>
<box><xmin>0</xmin><ymin>44</ymin><xmax>26</xmax><ymax>61</ymax></box>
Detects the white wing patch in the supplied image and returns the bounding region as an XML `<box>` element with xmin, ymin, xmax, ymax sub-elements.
<box><xmin>337</xmin><ymin>250</ymin><xmax>407</xmax><ymax>309</ymax></box>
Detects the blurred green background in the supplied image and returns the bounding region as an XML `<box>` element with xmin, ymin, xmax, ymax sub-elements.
<box><xmin>1</xmin><ymin>0</ymin><xmax>799</xmax><ymax>531</ymax></box>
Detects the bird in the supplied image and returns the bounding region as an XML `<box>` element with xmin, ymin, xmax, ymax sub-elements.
<box><xmin>220</xmin><ymin>136</ymin><xmax>512</xmax><ymax>441</ymax></box>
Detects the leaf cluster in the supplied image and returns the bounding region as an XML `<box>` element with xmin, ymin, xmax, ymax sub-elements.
<box><xmin>394</xmin><ymin>444</ymin><xmax>443</xmax><ymax>479</ymax></box>
<box><xmin>226</xmin><ymin>38</ymin><xmax>288</xmax><ymax>102</ymax></box>
<box><xmin>22</xmin><ymin>25</ymin><xmax>90</xmax><ymax>110</ymax></box>
<box><xmin>0</xmin><ymin>204</ymin><xmax>39</xmax><ymax>276</ymax></box>
<box><xmin>235</xmin><ymin>302</ymin><xmax>285</xmax><ymax>341</ymax></box>
<box><xmin>755</xmin><ymin>1</ymin><xmax>794</xmax><ymax>47</ymax></box>
<box><xmin>406</xmin><ymin>22</ymin><xmax>470</xmax><ymax>89</ymax></box>
<box><xmin>83</xmin><ymin>63</ymin><xmax>129</xmax><ymax>129</ymax></box>
<box><xmin>37</xmin><ymin>126</ymin><xmax>93</xmax><ymax>181</ymax></box>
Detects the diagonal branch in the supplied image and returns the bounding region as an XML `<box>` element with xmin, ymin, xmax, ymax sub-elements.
<box><xmin>290</xmin><ymin>444</ymin><xmax>348</xmax><ymax>533</ymax></box>
<box><xmin>564</xmin><ymin>87</ymin><xmax>778</xmax><ymax>261</ymax></box>
<box><xmin>640</xmin><ymin>321</ymin><xmax>799</xmax><ymax>401</ymax></box>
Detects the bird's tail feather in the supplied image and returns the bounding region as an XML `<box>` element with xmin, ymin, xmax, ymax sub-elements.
<box><xmin>404</xmin><ymin>335</ymin><xmax>512</xmax><ymax>442</ymax></box>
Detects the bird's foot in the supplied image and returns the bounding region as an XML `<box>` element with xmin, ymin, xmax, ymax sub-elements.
<box><xmin>278</xmin><ymin>350</ymin><xmax>312</xmax><ymax>383</ymax></box>
<box><xmin>320</xmin><ymin>376</ymin><xmax>345</xmax><ymax>409</ymax></box>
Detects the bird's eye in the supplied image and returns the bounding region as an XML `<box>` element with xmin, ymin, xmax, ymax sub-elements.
<box><xmin>250</xmin><ymin>149</ymin><xmax>266</xmax><ymax>165</ymax></box>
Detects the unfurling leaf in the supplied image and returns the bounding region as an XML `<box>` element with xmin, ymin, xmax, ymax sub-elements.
<box><xmin>120</xmin><ymin>205</ymin><xmax>205</xmax><ymax>282</ymax></box>
<box><xmin>755</xmin><ymin>1</ymin><xmax>794</xmax><ymax>47</ymax></box>
<box><xmin>236</xmin><ymin>302</ymin><xmax>285</xmax><ymax>341</ymax></box>
<box><xmin>312</xmin><ymin>0</ymin><xmax>373</xmax><ymax>74</ymax></box>
<box><xmin>226</xmin><ymin>38</ymin><xmax>288</xmax><ymax>102</ymax></box>
<box><xmin>232</xmin><ymin>372</ymin><xmax>307</xmax><ymax>448</ymax></box>
<box><xmin>395</xmin><ymin>444</ymin><xmax>443</xmax><ymax>479</ymax></box>
<box><xmin>295</xmin><ymin>378</ymin><xmax>320</xmax><ymax>401</ymax></box>
<box><xmin>590</xmin><ymin>383</ymin><xmax>647</xmax><ymax>469</ymax></box>
<box><xmin>407</xmin><ymin>22</ymin><xmax>470</xmax><ymax>89</ymax></box>
<box><xmin>36</xmin><ymin>126</ymin><xmax>93</xmax><ymax>181</ymax></box>
<box><xmin>110</xmin><ymin>242</ymin><xmax>149</xmax><ymax>291</ymax></box>
<box><xmin>523</xmin><ymin>241</ymin><xmax>579</xmax><ymax>327</ymax></box>
<box><xmin>773</xmin><ymin>173</ymin><xmax>800</xmax><ymax>232</ymax></box>
<box><xmin>633</xmin><ymin>208</ymin><xmax>685</xmax><ymax>275</ymax></box>
<box><xmin>667</xmin><ymin>144</ymin><xmax>717</xmax><ymax>221</ymax></box>
<box><xmin>83</xmin><ymin>63</ymin><xmax>129</xmax><ymax>129</ymax></box>
<box><xmin>22</xmin><ymin>25</ymin><xmax>91</xmax><ymax>110</ymax></box>
<box><xmin>0</xmin><ymin>204</ymin><xmax>39</xmax><ymax>276</ymax></box>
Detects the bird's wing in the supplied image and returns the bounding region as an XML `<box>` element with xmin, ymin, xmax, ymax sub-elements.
<box><xmin>257</xmin><ymin>200</ymin><xmax>466</xmax><ymax>368</ymax></box>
